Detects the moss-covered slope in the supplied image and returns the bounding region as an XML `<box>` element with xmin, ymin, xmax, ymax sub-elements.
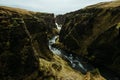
<box><xmin>0</xmin><ymin>6</ymin><xmax>56</xmax><ymax>79</ymax></box>
<box><xmin>0</xmin><ymin>6</ymin><xmax>106</xmax><ymax>80</ymax></box>
<box><xmin>59</xmin><ymin>1</ymin><xmax>120</xmax><ymax>75</ymax></box>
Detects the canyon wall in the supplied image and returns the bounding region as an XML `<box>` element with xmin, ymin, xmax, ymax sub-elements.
<box><xmin>0</xmin><ymin>6</ymin><xmax>105</xmax><ymax>80</ymax></box>
<box><xmin>59</xmin><ymin>1</ymin><xmax>120</xmax><ymax>75</ymax></box>
<box><xmin>0</xmin><ymin>6</ymin><xmax>56</xmax><ymax>79</ymax></box>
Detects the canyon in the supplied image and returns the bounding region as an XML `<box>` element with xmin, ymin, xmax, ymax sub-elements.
<box><xmin>0</xmin><ymin>1</ymin><xmax>120</xmax><ymax>80</ymax></box>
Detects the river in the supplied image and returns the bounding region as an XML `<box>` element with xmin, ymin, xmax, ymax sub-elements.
<box><xmin>49</xmin><ymin>23</ymin><xmax>120</xmax><ymax>80</ymax></box>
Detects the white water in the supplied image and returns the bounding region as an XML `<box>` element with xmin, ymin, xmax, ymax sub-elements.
<box><xmin>63</xmin><ymin>54</ymin><xmax>87</xmax><ymax>72</ymax></box>
<box><xmin>48</xmin><ymin>22</ymin><xmax>120</xmax><ymax>79</ymax></box>
<box><xmin>49</xmin><ymin>23</ymin><xmax>87</xmax><ymax>73</ymax></box>
<box><xmin>48</xmin><ymin>23</ymin><xmax>62</xmax><ymax>55</ymax></box>
<box><xmin>49</xmin><ymin>36</ymin><xmax>62</xmax><ymax>55</ymax></box>
<box><xmin>48</xmin><ymin>23</ymin><xmax>120</xmax><ymax>80</ymax></box>
<box><xmin>55</xmin><ymin>23</ymin><xmax>62</xmax><ymax>30</ymax></box>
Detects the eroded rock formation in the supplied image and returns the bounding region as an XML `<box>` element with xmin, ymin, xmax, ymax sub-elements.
<box><xmin>56</xmin><ymin>15</ymin><xmax>66</xmax><ymax>25</ymax></box>
<box><xmin>0</xmin><ymin>6</ymin><xmax>56</xmax><ymax>79</ymax></box>
<box><xmin>59</xmin><ymin>1</ymin><xmax>120</xmax><ymax>76</ymax></box>
<box><xmin>0</xmin><ymin>6</ymin><xmax>106</xmax><ymax>80</ymax></box>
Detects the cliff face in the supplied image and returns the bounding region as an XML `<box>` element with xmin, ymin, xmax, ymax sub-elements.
<box><xmin>0</xmin><ymin>6</ymin><xmax>106</xmax><ymax>80</ymax></box>
<box><xmin>59</xmin><ymin>1</ymin><xmax>120</xmax><ymax>75</ymax></box>
<box><xmin>0</xmin><ymin>6</ymin><xmax>55</xmax><ymax>79</ymax></box>
<box><xmin>56</xmin><ymin>15</ymin><xmax>66</xmax><ymax>25</ymax></box>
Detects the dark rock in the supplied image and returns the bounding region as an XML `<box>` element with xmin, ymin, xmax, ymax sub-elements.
<box><xmin>56</xmin><ymin>15</ymin><xmax>66</xmax><ymax>25</ymax></box>
<box><xmin>0</xmin><ymin>6</ymin><xmax>55</xmax><ymax>80</ymax></box>
<box><xmin>59</xmin><ymin>1</ymin><xmax>120</xmax><ymax>75</ymax></box>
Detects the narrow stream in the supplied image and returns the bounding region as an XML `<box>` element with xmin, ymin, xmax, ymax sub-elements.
<box><xmin>49</xmin><ymin>23</ymin><xmax>120</xmax><ymax>80</ymax></box>
<box><xmin>49</xmin><ymin>35</ymin><xmax>61</xmax><ymax>56</ymax></box>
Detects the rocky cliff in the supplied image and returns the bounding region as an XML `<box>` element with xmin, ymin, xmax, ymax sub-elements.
<box><xmin>59</xmin><ymin>1</ymin><xmax>120</xmax><ymax>75</ymax></box>
<box><xmin>0</xmin><ymin>6</ymin><xmax>56</xmax><ymax>80</ymax></box>
<box><xmin>0</xmin><ymin>6</ymin><xmax>106</xmax><ymax>80</ymax></box>
<box><xmin>56</xmin><ymin>15</ymin><xmax>66</xmax><ymax>25</ymax></box>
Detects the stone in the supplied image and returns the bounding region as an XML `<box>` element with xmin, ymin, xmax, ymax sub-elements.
<box><xmin>0</xmin><ymin>6</ymin><xmax>55</xmax><ymax>80</ymax></box>
<box><xmin>58</xmin><ymin>1</ymin><xmax>120</xmax><ymax>76</ymax></box>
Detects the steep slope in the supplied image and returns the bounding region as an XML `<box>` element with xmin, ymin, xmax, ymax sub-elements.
<box><xmin>0</xmin><ymin>6</ymin><xmax>56</xmax><ymax>79</ymax></box>
<box><xmin>59</xmin><ymin>1</ymin><xmax>120</xmax><ymax>75</ymax></box>
<box><xmin>0</xmin><ymin>6</ymin><xmax>106</xmax><ymax>80</ymax></box>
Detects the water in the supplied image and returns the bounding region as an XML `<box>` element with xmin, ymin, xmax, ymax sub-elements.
<box><xmin>55</xmin><ymin>23</ymin><xmax>62</xmax><ymax>30</ymax></box>
<box><xmin>49</xmin><ymin>36</ymin><xmax>62</xmax><ymax>55</ymax></box>
<box><xmin>48</xmin><ymin>23</ymin><xmax>120</xmax><ymax>80</ymax></box>
<box><xmin>49</xmin><ymin>23</ymin><xmax>90</xmax><ymax>74</ymax></box>
<box><xmin>48</xmin><ymin>35</ymin><xmax>89</xmax><ymax>73</ymax></box>
<box><xmin>48</xmin><ymin>23</ymin><xmax>62</xmax><ymax>55</ymax></box>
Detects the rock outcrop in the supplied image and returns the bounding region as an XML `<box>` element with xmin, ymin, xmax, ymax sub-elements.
<box><xmin>0</xmin><ymin>6</ymin><xmax>106</xmax><ymax>80</ymax></box>
<box><xmin>56</xmin><ymin>15</ymin><xmax>66</xmax><ymax>25</ymax></box>
<box><xmin>59</xmin><ymin>1</ymin><xmax>120</xmax><ymax>75</ymax></box>
<box><xmin>0</xmin><ymin>6</ymin><xmax>55</xmax><ymax>80</ymax></box>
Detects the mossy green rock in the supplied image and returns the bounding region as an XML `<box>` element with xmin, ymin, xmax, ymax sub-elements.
<box><xmin>59</xmin><ymin>1</ymin><xmax>120</xmax><ymax>75</ymax></box>
<box><xmin>0</xmin><ymin>6</ymin><xmax>55</xmax><ymax>80</ymax></box>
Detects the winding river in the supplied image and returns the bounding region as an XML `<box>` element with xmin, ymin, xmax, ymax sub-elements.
<box><xmin>49</xmin><ymin>23</ymin><xmax>120</xmax><ymax>80</ymax></box>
